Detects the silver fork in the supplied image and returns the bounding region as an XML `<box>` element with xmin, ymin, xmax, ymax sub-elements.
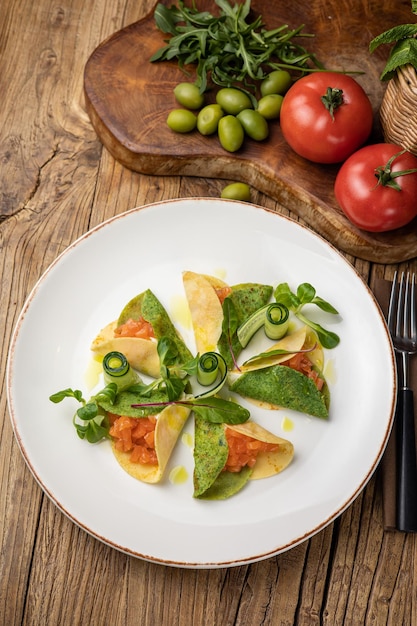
<box><xmin>388</xmin><ymin>271</ymin><xmax>417</xmax><ymax>532</ymax></box>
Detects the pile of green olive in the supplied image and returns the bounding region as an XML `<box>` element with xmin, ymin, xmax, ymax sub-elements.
<box><xmin>166</xmin><ymin>70</ymin><xmax>292</xmax><ymax>153</ymax></box>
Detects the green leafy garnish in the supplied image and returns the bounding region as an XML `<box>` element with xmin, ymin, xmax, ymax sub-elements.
<box><xmin>129</xmin><ymin>336</ymin><xmax>247</xmax><ymax>422</ymax></box>
<box><xmin>49</xmin><ymin>386</ymin><xmax>116</xmax><ymax>443</ymax></box>
<box><xmin>274</xmin><ymin>282</ymin><xmax>340</xmax><ymax>349</ymax></box>
<box><xmin>50</xmin><ymin>388</ymin><xmax>84</xmax><ymax>404</ymax></box>
<box><xmin>150</xmin><ymin>0</ymin><xmax>324</xmax><ymax>98</ymax></box>
<box><xmin>369</xmin><ymin>1</ymin><xmax>417</xmax><ymax>80</ymax></box>
<box><xmin>221</xmin><ymin>296</ymin><xmax>240</xmax><ymax>369</ymax></box>
<box><xmin>128</xmin><ymin>336</ymin><xmax>197</xmax><ymax>401</ymax></box>
<box><xmin>131</xmin><ymin>396</ymin><xmax>250</xmax><ymax>425</ymax></box>
<box><xmin>49</xmin><ymin>336</ymin><xmax>196</xmax><ymax>443</ymax></box>
<box><xmin>190</xmin><ymin>396</ymin><xmax>249</xmax><ymax>424</ymax></box>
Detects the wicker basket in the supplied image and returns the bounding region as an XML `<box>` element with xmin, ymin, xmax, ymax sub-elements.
<box><xmin>380</xmin><ymin>64</ymin><xmax>417</xmax><ymax>155</ymax></box>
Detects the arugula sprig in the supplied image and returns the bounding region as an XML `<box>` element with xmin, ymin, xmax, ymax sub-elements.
<box><xmin>274</xmin><ymin>282</ymin><xmax>340</xmax><ymax>349</ymax></box>
<box><xmin>49</xmin><ymin>384</ymin><xmax>117</xmax><ymax>443</ymax></box>
<box><xmin>150</xmin><ymin>0</ymin><xmax>323</xmax><ymax>97</ymax></box>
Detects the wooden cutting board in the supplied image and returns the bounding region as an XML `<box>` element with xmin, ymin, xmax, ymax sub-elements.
<box><xmin>84</xmin><ymin>0</ymin><xmax>417</xmax><ymax>263</ymax></box>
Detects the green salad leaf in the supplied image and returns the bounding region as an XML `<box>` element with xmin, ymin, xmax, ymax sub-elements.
<box><xmin>274</xmin><ymin>282</ymin><xmax>340</xmax><ymax>349</ymax></box>
<box><xmin>49</xmin><ymin>386</ymin><xmax>115</xmax><ymax>443</ymax></box>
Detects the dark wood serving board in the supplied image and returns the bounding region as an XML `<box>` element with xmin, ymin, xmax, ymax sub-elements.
<box><xmin>84</xmin><ymin>0</ymin><xmax>417</xmax><ymax>263</ymax></box>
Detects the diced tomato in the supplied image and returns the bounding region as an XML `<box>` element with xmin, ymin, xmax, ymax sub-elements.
<box><xmin>109</xmin><ymin>415</ymin><xmax>157</xmax><ymax>465</ymax></box>
<box><xmin>114</xmin><ymin>317</ymin><xmax>155</xmax><ymax>339</ymax></box>
<box><xmin>283</xmin><ymin>353</ymin><xmax>324</xmax><ymax>391</ymax></box>
<box><xmin>223</xmin><ymin>428</ymin><xmax>279</xmax><ymax>473</ymax></box>
<box><xmin>215</xmin><ymin>286</ymin><xmax>232</xmax><ymax>304</ymax></box>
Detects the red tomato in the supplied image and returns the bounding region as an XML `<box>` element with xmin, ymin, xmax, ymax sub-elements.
<box><xmin>280</xmin><ymin>72</ymin><xmax>373</xmax><ymax>163</ymax></box>
<box><xmin>334</xmin><ymin>143</ymin><xmax>417</xmax><ymax>232</ymax></box>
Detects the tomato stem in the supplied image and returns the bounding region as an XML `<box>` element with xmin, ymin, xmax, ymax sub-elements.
<box><xmin>320</xmin><ymin>87</ymin><xmax>344</xmax><ymax>120</ymax></box>
<box><xmin>374</xmin><ymin>150</ymin><xmax>417</xmax><ymax>191</ymax></box>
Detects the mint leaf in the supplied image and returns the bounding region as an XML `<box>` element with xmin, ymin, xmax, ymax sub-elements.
<box><xmin>380</xmin><ymin>38</ymin><xmax>417</xmax><ymax>80</ymax></box>
<box><xmin>369</xmin><ymin>24</ymin><xmax>417</xmax><ymax>52</ymax></box>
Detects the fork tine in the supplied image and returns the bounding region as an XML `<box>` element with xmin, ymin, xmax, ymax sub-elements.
<box><xmin>411</xmin><ymin>274</ymin><xmax>416</xmax><ymax>346</ymax></box>
<box><xmin>401</xmin><ymin>272</ymin><xmax>408</xmax><ymax>341</ymax></box>
<box><xmin>387</xmin><ymin>270</ymin><xmax>398</xmax><ymax>335</ymax></box>
<box><xmin>388</xmin><ymin>271</ymin><xmax>413</xmax><ymax>343</ymax></box>
<box><xmin>400</xmin><ymin>272</ymin><xmax>416</xmax><ymax>348</ymax></box>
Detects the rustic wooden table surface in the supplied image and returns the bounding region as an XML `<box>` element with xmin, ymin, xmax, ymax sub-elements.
<box><xmin>1</xmin><ymin>0</ymin><xmax>417</xmax><ymax>624</ymax></box>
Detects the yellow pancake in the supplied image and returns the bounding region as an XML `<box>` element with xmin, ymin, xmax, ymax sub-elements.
<box><xmin>111</xmin><ymin>405</ymin><xmax>191</xmax><ymax>483</ymax></box>
<box><xmin>90</xmin><ymin>320</ymin><xmax>160</xmax><ymax>378</ymax></box>
<box><xmin>182</xmin><ymin>271</ymin><xmax>226</xmax><ymax>354</ymax></box>
<box><xmin>226</xmin><ymin>421</ymin><xmax>294</xmax><ymax>479</ymax></box>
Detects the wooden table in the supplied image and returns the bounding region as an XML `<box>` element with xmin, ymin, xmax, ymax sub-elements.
<box><xmin>1</xmin><ymin>0</ymin><xmax>416</xmax><ymax>624</ymax></box>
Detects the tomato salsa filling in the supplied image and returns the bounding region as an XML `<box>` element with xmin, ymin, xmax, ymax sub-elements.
<box><xmin>114</xmin><ymin>317</ymin><xmax>155</xmax><ymax>339</ymax></box>
<box><xmin>283</xmin><ymin>352</ymin><xmax>324</xmax><ymax>391</ymax></box>
<box><xmin>109</xmin><ymin>414</ymin><xmax>157</xmax><ymax>465</ymax></box>
<box><xmin>215</xmin><ymin>285</ymin><xmax>232</xmax><ymax>304</ymax></box>
<box><xmin>224</xmin><ymin>427</ymin><xmax>279</xmax><ymax>473</ymax></box>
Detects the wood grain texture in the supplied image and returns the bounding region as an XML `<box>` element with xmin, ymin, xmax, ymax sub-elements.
<box><xmin>2</xmin><ymin>0</ymin><xmax>417</xmax><ymax>625</ymax></box>
<box><xmin>84</xmin><ymin>0</ymin><xmax>417</xmax><ymax>263</ymax></box>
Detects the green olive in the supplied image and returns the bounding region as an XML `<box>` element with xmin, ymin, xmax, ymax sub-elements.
<box><xmin>260</xmin><ymin>70</ymin><xmax>292</xmax><ymax>96</ymax></box>
<box><xmin>216</xmin><ymin>88</ymin><xmax>253</xmax><ymax>115</ymax></box>
<box><xmin>257</xmin><ymin>94</ymin><xmax>284</xmax><ymax>120</ymax></box>
<box><xmin>237</xmin><ymin>109</ymin><xmax>269</xmax><ymax>141</ymax></box>
<box><xmin>166</xmin><ymin>109</ymin><xmax>197</xmax><ymax>133</ymax></box>
<box><xmin>221</xmin><ymin>182</ymin><xmax>251</xmax><ymax>202</ymax></box>
<box><xmin>173</xmin><ymin>82</ymin><xmax>205</xmax><ymax>110</ymax></box>
<box><xmin>218</xmin><ymin>115</ymin><xmax>245</xmax><ymax>152</ymax></box>
<box><xmin>197</xmin><ymin>104</ymin><xmax>224</xmax><ymax>135</ymax></box>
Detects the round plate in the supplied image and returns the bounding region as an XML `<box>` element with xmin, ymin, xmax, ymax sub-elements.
<box><xmin>6</xmin><ymin>198</ymin><xmax>396</xmax><ymax>568</ymax></box>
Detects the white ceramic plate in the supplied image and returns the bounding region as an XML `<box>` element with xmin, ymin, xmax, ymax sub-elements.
<box><xmin>7</xmin><ymin>198</ymin><xmax>396</xmax><ymax>568</ymax></box>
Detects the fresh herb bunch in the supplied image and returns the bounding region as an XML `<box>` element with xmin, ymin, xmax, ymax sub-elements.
<box><xmin>150</xmin><ymin>0</ymin><xmax>323</xmax><ymax>94</ymax></box>
<box><xmin>369</xmin><ymin>0</ymin><xmax>417</xmax><ymax>81</ymax></box>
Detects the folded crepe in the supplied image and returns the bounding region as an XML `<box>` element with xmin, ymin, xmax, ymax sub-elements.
<box><xmin>91</xmin><ymin>289</ymin><xmax>192</xmax><ymax>378</ymax></box>
<box><xmin>229</xmin><ymin>327</ymin><xmax>330</xmax><ymax>418</ymax></box>
<box><xmin>193</xmin><ymin>415</ymin><xmax>294</xmax><ymax>499</ymax></box>
<box><xmin>109</xmin><ymin>404</ymin><xmax>191</xmax><ymax>483</ymax></box>
<box><xmin>182</xmin><ymin>271</ymin><xmax>273</xmax><ymax>367</ymax></box>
